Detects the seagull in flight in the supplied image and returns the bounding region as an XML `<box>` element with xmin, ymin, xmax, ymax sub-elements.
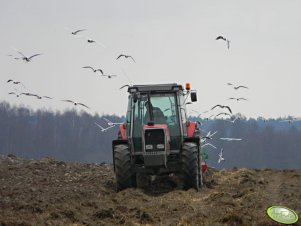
<box><xmin>211</xmin><ymin>104</ymin><xmax>232</xmax><ymax>114</ymax></box>
<box><xmin>116</xmin><ymin>54</ymin><xmax>135</xmax><ymax>63</ymax></box>
<box><xmin>215</xmin><ymin>112</ymin><xmax>232</xmax><ymax>118</ymax></box>
<box><xmin>17</xmin><ymin>51</ymin><xmax>42</xmax><ymax>62</ymax></box>
<box><xmin>82</xmin><ymin>66</ymin><xmax>103</xmax><ymax>74</ymax></box>
<box><xmin>201</xmin><ymin>143</ymin><xmax>217</xmax><ymax>149</ymax></box>
<box><xmin>103</xmin><ymin>118</ymin><xmax>123</xmax><ymax>126</ymax></box>
<box><xmin>225</xmin><ymin>117</ymin><xmax>239</xmax><ymax>123</ymax></box>
<box><xmin>7</xmin><ymin>79</ymin><xmax>26</xmax><ymax>88</ymax></box>
<box><xmin>61</xmin><ymin>100</ymin><xmax>90</xmax><ymax>109</ymax></box>
<box><xmin>216</xmin><ymin>36</ymin><xmax>230</xmax><ymax>49</ymax></box>
<box><xmin>8</xmin><ymin>92</ymin><xmax>22</xmax><ymax>97</ymax></box>
<box><xmin>234</xmin><ymin>85</ymin><xmax>248</xmax><ymax>90</ymax></box>
<box><xmin>94</xmin><ymin>122</ymin><xmax>114</xmax><ymax>132</ymax></box>
<box><xmin>102</xmin><ymin>74</ymin><xmax>117</xmax><ymax>79</ymax></box>
<box><xmin>228</xmin><ymin>97</ymin><xmax>248</xmax><ymax>101</ymax></box>
<box><xmin>220</xmin><ymin>137</ymin><xmax>242</xmax><ymax>141</ymax></box>
<box><xmin>280</xmin><ymin>119</ymin><xmax>296</xmax><ymax>124</ymax></box>
<box><xmin>218</xmin><ymin>148</ymin><xmax>225</xmax><ymax>164</ymax></box>
<box><xmin>71</xmin><ymin>29</ymin><xmax>86</xmax><ymax>35</ymax></box>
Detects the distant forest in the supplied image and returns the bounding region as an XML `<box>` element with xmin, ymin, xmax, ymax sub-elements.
<box><xmin>0</xmin><ymin>101</ymin><xmax>300</xmax><ymax>169</ymax></box>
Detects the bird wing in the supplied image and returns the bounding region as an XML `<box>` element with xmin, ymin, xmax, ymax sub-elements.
<box><xmin>61</xmin><ymin>99</ymin><xmax>75</xmax><ymax>104</ymax></box>
<box><xmin>227</xmin><ymin>40</ymin><xmax>230</xmax><ymax>49</ymax></box>
<box><xmin>215</xmin><ymin>113</ymin><xmax>222</xmax><ymax>117</ymax></box>
<box><xmin>228</xmin><ymin>98</ymin><xmax>236</xmax><ymax>100</ymax></box>
<box><xmin>7</xmin><ymin>79</ymin><xmax>13</xmax><ymax>83</ymax></box>
<box><xmin>224</xmin><ymin>106</ymin><xmax>232</xmax><ymax>114</ymax></box>
<box><xmin>28</xmin><ymin>53</ymin><xmax>42</xmax><ymax>60</ymax></box>
<box><xmin>8</xmin><ymin>92</ymin><xmax>15</xmax><ymax>95</ymax></box>
<box><xmin>119</xmin><ymin>84</ymin><xmax>129</xmax><ymax>90</ymax></box>
<box><xmin>129</xmin><ymin>56</ymin><xmax>136</xmax><ymax>62</ymax></box>
<box><xmin>95</xmin><ymin>69</ymin><xmax>103</xmax><ymax>74</ymax></box>
<box><xmin>77</xmin><ymin>103</ymin><xmax>90</xmax><ymax>109</ymax></box>
<box><xmin>211</xmin><ymin>104</ymin><xmax>222</xmax><ymax>110</ymax></box>
<box><xmin>73</xmin><ymin>29</ymin><xmax>86</xmax><ymax>34</ymax></box>
<box><xmin>216</xmin><ymin>36</ymin><xmax>225</xmax><ymax>40</ymax></box>
<box><xmin>103</xmin><ymin>118</ymin><xmax>112</xmax><ymax>123</ymax></box>
<box><xmin>116</xmin><ymin>54</ymin><xmax>125</xmax><ymax>60</ymax></box>
<box><xmin>94</xmin><ymin>122</ymin><xmax>105</xmax><ymax>131</ymax></box>
<box><xmin>17</xmin><ymin>51</ymin><xmax>26</xmax><ymax>58</ymax></box>
<box><xmin>205</xmin><ymin>143</ymin><xmax>217</xmax><ymax>149</ymax></box>
<box><xmin>42</xmin><ymin>96</ymin><xmax>53</xmax><ymax>99</ymax></box>
<box><xmin>83</xmin><ymin>66</ymin><xmax>94</xmax><ymax>71</ymax></box>
<box><xmin>238</xmin><ymin>98</ymin><xmax>247</xmax><ymax>101</ymax></box>
<box><xmin>236</xmin><ymin>85</ymin><xmax>248</xmax><ymax>89</ymax></box>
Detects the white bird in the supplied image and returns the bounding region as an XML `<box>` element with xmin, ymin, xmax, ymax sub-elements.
<box><xmin>211</xmin><ymin>104</ymin><xmax>232</xmax><ymax>114</ymax></box>
<box><xmin>201</xmin><ymin>143</ymin><xmax>217</xmax><ymax>149</ymax></box>
<box><xmin>234</xmin><ymin>85</ymin><xmax>248</xmax><ymax>90</ymax></box>
<box><xmin>116</xmin><ymin>54</ymin><xmax>135</xmax><ymax>62</ymax></box>
<box><xmin>7</xmin><ymin>79</ymin><xmax>26</xmax><ymax>88</ymax></box>
<box><xmin>8</xmin><ymin>92</ymin><xmax>22</xmax><ymax>97</ymax></box>
<box><xmin>228</xmin><ymin>97</ymin><xmax>248</xmax><ymax>101</ymax></box>
<box><xmin>206</xmin><ymin>130</ymin><xmax>218</xmax><ymax>139</ymax></box>
<box><xmin>280</xmin><ymin>119</ymin><xmax>295</xmax><ymax>124</ymax></box>
<box><xmin>17</xmin><ymin>51</ymin><xmax>42</xmax><ymax>62</ymax></box>
<box><xmin>220</xmin><ymin>138</ymin><xmax>242</xmax><ymax>141</ymax></box>
<box><xmin>61</xmin><ymin>100</ymin><xmax>90</xmax><ymax>109</ymax></box>
<box><xmin>102</xmin><ymin>74</ymin><xmax>117</xmax><ymax>79</ymax></box>
<box><xmin>82</xmin><ymin>66</ymin><xmax>103</xmax><ymax>74</ymax></box>
<box><xmin>218</xmin><ymin>148</ymin><xmax>225</xmax><ymax>164</ymax></box>
<box><xmin>94</xmin><ymin>122</ymin><xmax>114</xmax><ymax>132</ymax></box>
<box><xmin>225</xmin><ymin>117</ymin><xmax>239</xmax><ymax>123</ymax></box>
<box><xmin>103</xmin><ymin>118</ymin><xmax>123</xmax><ymax>126</ymax></box>
<box><xmin>216</xmin><ymin>36</ymin><xmax>230</xmax><ymax>49</ymax></box>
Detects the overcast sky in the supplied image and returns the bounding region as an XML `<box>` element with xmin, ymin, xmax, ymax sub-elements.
<box><xmin>1</xmin><ymin>0</ymin><xmax>300</xmax><ymax>119</ymax></box>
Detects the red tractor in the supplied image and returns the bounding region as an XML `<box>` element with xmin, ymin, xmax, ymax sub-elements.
<box><xmin>112</xmin><ymin>83</ymin><xmax>207</xmax><ymax>191</ymax></box>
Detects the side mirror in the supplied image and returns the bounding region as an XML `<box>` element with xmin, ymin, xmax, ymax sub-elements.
<box><xmin>190</xmin><ymin>91</ymin><xmax>197</xmax><ymax>102</ymax></box>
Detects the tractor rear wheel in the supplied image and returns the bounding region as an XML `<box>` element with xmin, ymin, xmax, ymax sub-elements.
<box><xmin>181</xmin><ymin>142</ymin><xmax>200</xmax><ymax>191</ymax></box>
<box><xmin>114</xmin><ymin>145</ymin><xmax>136</xmax><ymax>191</ymax></box>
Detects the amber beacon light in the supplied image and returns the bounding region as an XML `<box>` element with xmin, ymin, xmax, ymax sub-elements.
<box><xmin>185</xmin><ymin>83</ymin><xmax>191</xmax><ymax>90</ymax></box>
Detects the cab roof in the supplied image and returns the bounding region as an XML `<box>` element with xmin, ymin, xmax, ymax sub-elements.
<box><xmin>128</xmin><ymin>83</ymin><xmax>183</xmax><ymax>93</ymax></box>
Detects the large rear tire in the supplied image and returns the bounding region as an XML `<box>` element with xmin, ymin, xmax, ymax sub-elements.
<box><xmin>181</xmin><ymin>142</ymin><xmax>200</xmax><ymax>191</ymax></box>
<box><xmin>114</xmin><ymin>145</ymin><xmax>136</xmax><ymax>191</ymax></box>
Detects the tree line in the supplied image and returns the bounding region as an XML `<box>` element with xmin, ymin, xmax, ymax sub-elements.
<box><xmin>0</xmin><ymin>101</ymin><xmax>300</xmax><ymax>169</ymax></box>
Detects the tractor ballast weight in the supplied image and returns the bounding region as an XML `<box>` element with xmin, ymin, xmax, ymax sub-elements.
<box><xmin>112</xmin><ymin>83</ymin><xmax>207</xmax><ymax>191</ymax></box>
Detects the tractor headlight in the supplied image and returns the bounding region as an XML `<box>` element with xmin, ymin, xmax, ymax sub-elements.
<box><xmin>145</xmin><ymin>144</ymin><xmax>153</xmax><ymax>150</ymax></box>
<box><xmin>156</xmin><ymin>144</ymin><xmax>165</xmax><ymax>149</ymax></box>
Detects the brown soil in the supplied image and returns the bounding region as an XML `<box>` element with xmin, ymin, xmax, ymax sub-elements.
<box><xmin>0</xmin><ymin>154</ymin><xmax>300</xmax><ymax>226</ymax></box>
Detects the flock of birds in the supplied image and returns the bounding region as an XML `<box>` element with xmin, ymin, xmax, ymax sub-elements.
<box><xmin>190</xmin><ymin>73</ymin><xmax>299</xmax><ymax>165</ymax></box>
<box><xmin>6</xmin><ymin>28</ymin><xmax>136</xmax><ymax>119</ymax></box>
<box><xmin>5</xmin><ymin>31</ymin><xmax>299</xmax><ymax>166</ymax></box>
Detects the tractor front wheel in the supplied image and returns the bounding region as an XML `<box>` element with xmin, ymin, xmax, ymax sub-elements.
<box><xmin>114</xmin><ymin>145</ymin><xmax>136</xmax><ymax>191</ymax></box>
<box><xmin>181</xmin><ymin>142</ymin><xmax>200</xmax><ymax>191</ymax></box>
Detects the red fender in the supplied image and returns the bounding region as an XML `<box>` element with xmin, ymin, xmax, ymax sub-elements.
<box><xmin>187</xmin><ymin>121</ymin><xmax>197</xmax><ymax>138</ymax></box>
<box><xmin>119</xmin><ymin>124</ymin><xmax>127</xmax><ymax>140</ymax></box>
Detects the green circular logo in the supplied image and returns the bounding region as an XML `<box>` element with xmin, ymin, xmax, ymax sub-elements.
<box><xmin>267</xmin><ymin>206</ymin><xmax>299</xmax><ymax>224</ymax></box>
